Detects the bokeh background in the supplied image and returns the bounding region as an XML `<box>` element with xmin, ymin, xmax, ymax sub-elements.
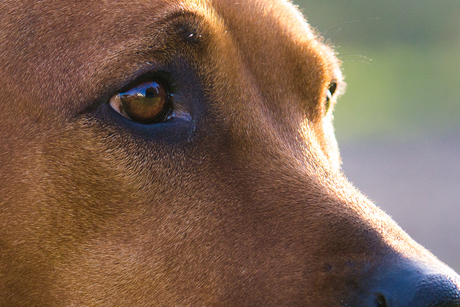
<box><xmin>293</xmin><ymin>0</ymin><xmax>460</xmax><ymax>271</ymax></box>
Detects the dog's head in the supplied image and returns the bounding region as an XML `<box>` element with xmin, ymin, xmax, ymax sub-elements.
<box><xmin>0</xmin><ymin>0</ymin><xmax>459</xmax><ymax>305</ymax></box>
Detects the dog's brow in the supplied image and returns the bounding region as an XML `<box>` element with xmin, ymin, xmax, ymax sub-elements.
<box><xmin>160</xmin><ymin>9</ymin><xmax>205</xmax><ymax>43</ymax></box>
<box><xmin>114</xmin><ymin>9</ymin><xmax>206</xmax><ymax>58</ymax></box>
<box><xmin>99</xmin><ymin>9</ymin><xmax>207</xmax><ymax>71</ymax></box>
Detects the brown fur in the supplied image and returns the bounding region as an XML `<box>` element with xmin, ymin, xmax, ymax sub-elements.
<box><xmin>0</xmin><ymin>0</ymin><xmax>458</xmax><ymax>306</ymax></box>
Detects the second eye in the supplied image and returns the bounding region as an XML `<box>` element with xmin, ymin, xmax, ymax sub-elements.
<box><xmin>325</xmin><ymin>82</ymin><xmax>337</xmax><ymax>114</ymax></box>
<box><xmin>109</xmin><ymin>81</ymin><xmax>172</xmax><ymax>124</ymax></box>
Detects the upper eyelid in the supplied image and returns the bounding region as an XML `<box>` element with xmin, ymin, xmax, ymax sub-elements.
<box><xmin>116</xmin><ymin>71</ymin><xmax>176</xmax><ymax>96</ymax></box>
<box><xmin>78</xmin><ymin>65</ymin><xmax>173</xmax><ymax>117</ymax></box>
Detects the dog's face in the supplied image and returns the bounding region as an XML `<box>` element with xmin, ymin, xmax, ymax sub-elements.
<box><xmin>1</xmin><ymin>0</ymin><xmax>459</xmax><ymax>306</ymax></box>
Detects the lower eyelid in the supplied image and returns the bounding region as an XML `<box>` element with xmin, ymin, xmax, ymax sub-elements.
<box><xmin>171</xmin><ymin>109</ymin><xmax>192</xmax><ymax>121</ymax></box>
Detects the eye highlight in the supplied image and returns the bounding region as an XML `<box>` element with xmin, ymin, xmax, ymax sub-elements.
<box><xmin>109</xmin><ymin>80</ymin><xmax>172</xmax><ymax>124</ymax></box>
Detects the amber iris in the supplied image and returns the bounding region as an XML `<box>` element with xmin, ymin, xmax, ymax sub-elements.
<box><xmin>119</xmin><ymin>81</ymin><xmax>168</xmax><ymax>124</ymax></box>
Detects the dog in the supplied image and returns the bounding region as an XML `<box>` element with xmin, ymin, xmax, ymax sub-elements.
<box><xmin>0</xmin><ymin>0</ymin><xmax>459</xmax><ymax>306</ymax></box>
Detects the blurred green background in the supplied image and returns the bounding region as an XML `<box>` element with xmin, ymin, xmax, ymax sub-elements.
<box><xmin>294</xmin><ymin>0</ymin><xmax>460</xmax><ymax>142</ymax></box>
<box><xmin>292</xmin><ymin>1</ymin><xmax>460</xmax><ymax>271</ymax></box>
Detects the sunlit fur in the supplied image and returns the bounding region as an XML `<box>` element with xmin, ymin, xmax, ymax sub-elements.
<box><xmin>0</xmin><ymin>0</ymin><xmax>458</xmax><ymax>305</ymax></box>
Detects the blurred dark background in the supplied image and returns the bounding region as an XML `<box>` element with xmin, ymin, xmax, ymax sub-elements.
<box><xmin>293</xmin><ymin>0</ymin><xmax>460</xmax><ymax>271</ymax></box>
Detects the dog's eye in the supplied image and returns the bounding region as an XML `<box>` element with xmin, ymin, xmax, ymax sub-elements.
<box><xmin>109</xmin><ymin>80</ymin><xmax>172</xmax><ymax>124</ymax></box>
<box><xmin>325</xmin><ymin>82</ymin><xmax>337</xmax><ymax>113</ymax></box>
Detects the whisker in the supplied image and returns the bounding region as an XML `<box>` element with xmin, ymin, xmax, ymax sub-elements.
<box><xmin>321</xmin><ymin>17</ymin><xmax>380</xmax><ymax>38</ymax></box>
<box><xmin>338</xmin><ymin>53</ymin><xmax>373</xmax><ymax>64</ymax></box>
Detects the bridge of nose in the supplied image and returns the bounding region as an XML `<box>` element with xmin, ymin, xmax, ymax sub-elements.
<box><xmin>211</xmin><ymin>0</ymin><xmax>338</xmax><ymax>118</ymax></box>
<box><xmin>204</xmin><ymin>6</ymin><xmax>460</xmax><ymax>303</ymax></box>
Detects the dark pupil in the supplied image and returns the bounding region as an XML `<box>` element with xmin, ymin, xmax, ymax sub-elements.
<box><xmin>145</xmin><ymin>87</ymin><xmax>155</xmax><ymax>98</ymax></box>
<box><xmin>120</xmin><ymin>81</ymin><xmax>167</xmax><ymax>124</ymax></box>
